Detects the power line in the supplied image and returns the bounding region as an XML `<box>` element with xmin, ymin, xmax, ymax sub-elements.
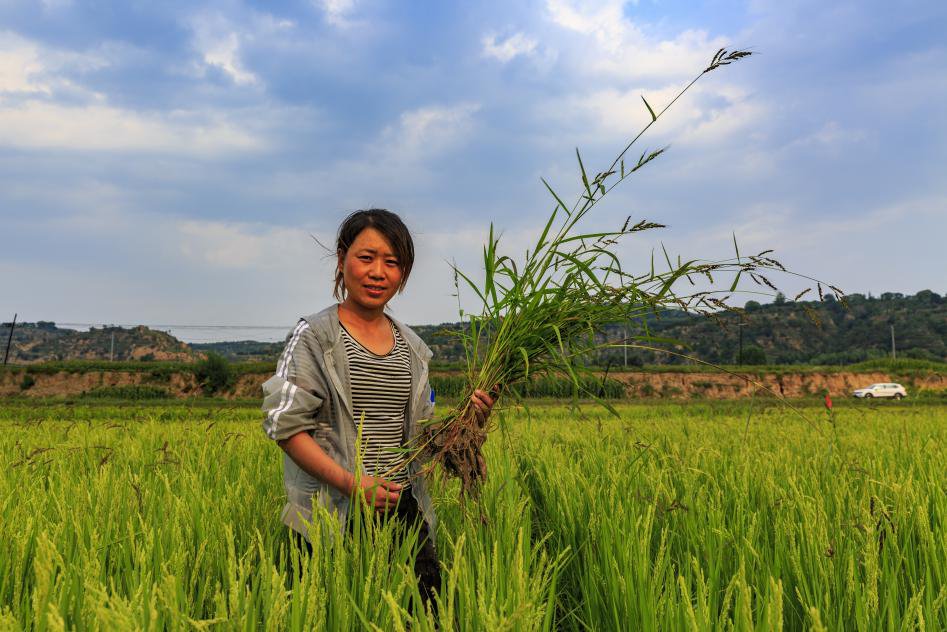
<box><xmin>57</xmin><ymin>323</ymin><xmax>293</xmax><ymax>330</ymax></box>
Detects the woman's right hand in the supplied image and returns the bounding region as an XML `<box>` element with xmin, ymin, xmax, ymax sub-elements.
<box><xmin>351</xmin><ymin>474</ymin><xmax>402</xmax><ymax>512</ymax></box>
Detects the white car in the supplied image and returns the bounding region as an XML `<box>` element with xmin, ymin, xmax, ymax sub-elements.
<box><xmin>853</xmin><ymin>383</ymin><xmax>907</xmax><ymax>399</ymax></box>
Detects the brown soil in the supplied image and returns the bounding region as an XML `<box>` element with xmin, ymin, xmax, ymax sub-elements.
<box><xmin>611</xmin><ymin>371</ymin><xmax>947</xmax><ymax>399</ymax></box>
<box><xmin>0</xmin><ymin>370</ymin><xmax>202</xmax><ymax>398</ymax></box>
<box><xmin>2</xmin><ymin>369</ymin><xmax>945</xmax><ymax>400</ymax></box>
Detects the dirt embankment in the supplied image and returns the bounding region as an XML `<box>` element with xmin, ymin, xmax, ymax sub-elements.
<box><xmin>1</xmin><ymin>370</ymin><xmax>203</xmax><ymax>398</ymax></box>
<box><xmin>2</xmin><ymin>369</ymin><xmax>946</xmax><ymax>400</ymax></box>
<box><xmin>613</xmin><ymin>371</ymin><xmax>947</xmax><ymax>399</ymax></box>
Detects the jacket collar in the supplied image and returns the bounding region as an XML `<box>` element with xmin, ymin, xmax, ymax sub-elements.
<box><xmin>304</xmin><ymin>304</ymin><xmax>432</xmax><ymax>362</ymax></box>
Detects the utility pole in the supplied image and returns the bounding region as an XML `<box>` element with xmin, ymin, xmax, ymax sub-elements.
<box><xmin>890</xmin><ymin>325</ymin><xmax>896</xmax><ymax>360</ymax></box>
<box><xmin>623</xmin><ymin>324</ymin><xmax>628</xmax><ymax>368</ymax></box>
<box><xmin>110</xmin><ymin>331</ymin><xmax>115</xmax><ymax>362</ymax></box>
<box><xmin>2</xmin><ymin>313</ymin><xmax>16</xmax><ymax>366</ymax></box>
<box><xmin>738</xmin><ymin>321</ymin><xmax>745</xmax><ymax>365</ymax></box>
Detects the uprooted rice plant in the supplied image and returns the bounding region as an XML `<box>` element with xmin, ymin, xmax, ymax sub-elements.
<box><xmin>407</xmin><ymin>49</ymin><xmax>841</xmax><ymax>496</ymax></box>
<box><xmin>1</xmin><ymin>400</ymin><xmax>944</xmax><ymax>630</ymax></box>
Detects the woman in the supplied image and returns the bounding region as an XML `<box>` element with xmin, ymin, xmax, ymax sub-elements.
<box><xmin>261</xmin><ymin>208</ymin><xmax>494</xmax><ymax>604</ymax></box>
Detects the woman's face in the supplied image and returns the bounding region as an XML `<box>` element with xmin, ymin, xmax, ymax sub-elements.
<box><xmin>338</xmin><ymin>227</ymin><xmax>404</xmax><ymax>312</ymax></box>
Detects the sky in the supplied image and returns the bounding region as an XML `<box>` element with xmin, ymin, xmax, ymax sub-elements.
<box><xmin>1</xmin><ymin>0</ymin><xmax>945</xmax><ymax>342</ymax></box>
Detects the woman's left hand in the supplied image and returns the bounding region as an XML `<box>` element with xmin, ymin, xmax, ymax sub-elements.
<box><xmin>470</xmin><ymin>388</ymin><xmax>497</xmax><ymax>428</ymax></box>
<box><xmin>470</xmin><ymin>387</ymin><xmax>498</xmax><ymax>424</ymax></box>
<box><xmin>470</xmin><ymin>386</ymin><xmax>499</xmax><ymax>481</ymax></box>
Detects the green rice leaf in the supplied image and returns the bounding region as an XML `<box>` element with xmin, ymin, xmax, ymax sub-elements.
<box><xmin>729</xmin><ymin>270</ymin><xmax>742</xmax><ymax>293</ymax></box>
<box><xmin>661</xmin><ymin>242</ymin><xmax>674</xmax><ymax>272</ymax></box>
<box><xmin>641</xmin><ymin>95</ymin><xmax>657</xmax><ymax>122</ymax></box>
<box><xmin>518</xmin><ymin>347</ymin><xmax>530</xmax><ymax>379</ymax></box>
<box><xmin>576</xmin><ymin>148</ymin><xmax>592</xmax><ymax>200</ymax></box>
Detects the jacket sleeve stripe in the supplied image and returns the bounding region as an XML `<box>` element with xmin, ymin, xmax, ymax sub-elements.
<box><xmin>270</xmin><ymin>382</ymin><xmax>298</xmax><ymax>431</ymax></box>
<box><xmin>277</xmin><ymin>320</ymin><xmax>309</xmax><ymax>377</ymax></box>
<box><xmin>263</xmin><ymin>380</ymin><xmax>289</xmax><ymax>438</ymax></box>
<box><xmin>263</xmin><ymin>320</ymin><xmax>314</xmax><ymax>440</ymax></box>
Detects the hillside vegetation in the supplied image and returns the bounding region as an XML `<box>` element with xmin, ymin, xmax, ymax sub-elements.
<box><xmin>417</xmin><ymin>291</ymin><xmax>947</xmax><ymax>366</ymax></box>
<box><xmin>0</xmin><ymin>321</ymin><xmax>194</xmax><ymax>363</ymax></box>
<box><xmin>3</xmin><ymin>291</ymin><xmax>944</xmax><ymax>366</ymax></box>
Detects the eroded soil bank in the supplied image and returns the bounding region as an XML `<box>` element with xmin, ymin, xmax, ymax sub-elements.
<box><xmin>2</xmin><ymin>369</ymin><xmax>944</xmax><ymax>400</ymax></box>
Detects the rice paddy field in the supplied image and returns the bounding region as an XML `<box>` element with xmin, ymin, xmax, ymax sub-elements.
<box><xmin>1</xmin><ymin>399</ymin><xmax>944</xmax><ymax>631</ymax></box>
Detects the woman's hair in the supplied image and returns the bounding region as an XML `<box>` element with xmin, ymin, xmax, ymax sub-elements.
<box><xmin>334</xmin><ymin>209</ymin><xmax>415</xmax><ymax>300</ymax></box>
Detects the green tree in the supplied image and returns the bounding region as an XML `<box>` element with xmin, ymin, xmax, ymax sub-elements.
<box><xmin>194</xmin><ymin>353</ymin><xmax>233</xmax><ymax>395</ymax></box>
<box><xmin>741</xmin><ymin>345</ymin><xmax>767</xmax><ymax>365</ymax></box>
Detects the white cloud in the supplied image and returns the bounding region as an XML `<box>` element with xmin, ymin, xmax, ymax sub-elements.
<box><xmin>571</xmin><ymin>83</ymin><xmax>701</xmax><ymax>138</ymax></box>
<box><xmin>600</xmin><ymin>194</ymin><xmax>947</xmax><ymax>307</ymax></box>
<box><xmin>681</xmin><ymin>86</ymin><xmax>769</xmax><ymax>147</ymax></box>
<box><xmin>317</xmin><ymin>0</ymin><xmax>359</xmax><ymax>28</ymax></box>
<box><xmin>202</xmin><ymin>32</ymin><xmax>257</xmax><ymax>85</ymax></box>
<box><xmin>188</xmin><ymin>13</ymin><xmax>259</xmax><ymax>86</ymax></box>
<box><xmin>529</xmin><ymin>0</ymin><xmax>757</xmax><ymax>161</ymax></box>
<box><xmin>540</xmin><ymin>80</ymin><xmax>765</xmax><ymax>154</ymax></box>
<box><xmin>544</xmin><ymin>0</ymin><xmax>727</xmax><ymax>80</ymax></box>
<box><xmin>0</xmin><ymin>31</ymin><xmax>266</xmax><ymax>155</ymax></box>
<box><xmin>785</xmin><ymin>121</ymin><xmax>868</xmax><ymax>151</ymax></box>
<box><xmin>0</xmin><ymin>214</ymin><xmax>335</xmax><ymax>328</ymax></box>
<box><xmin>272</xmin><ymin>102</ymin><xmax>482</xmax><ymax>211</ymax></box>
<box><xmin>176</xmin><ymin>220</ymin><xmax>316</xmax><ymax>270</ymax></box>
<box><xmin>546</xmin><ymin>0</ymin><xmax>627</xmax><ymax>52</ymax></box>
<box><xmin>482</xmin><ymin>32</ymin><xmax>538</xmax><ymax>62</ymax></box>
<box><xmin>0</xmin><ymin>31</ymin><xmax>52</xmax><ymax>94</ymax></box>
<box><xmin>672</xmin><ymin>194</ymin><xmax>947</xmax><ymax>292</ymax></box>
<box><xmin>0</xmin><ymin>31</ymin><xmax>122</xmax><ymax>97</ymax></box>
<box><xmin>0</xmin><ymin>101</ymin><xmax>264</xmax><ymax>153</ymax></box>
<box><xmin>381</xmin><ymin>102</ymin><xmax>481</xmax><ymax>160</ymax></box>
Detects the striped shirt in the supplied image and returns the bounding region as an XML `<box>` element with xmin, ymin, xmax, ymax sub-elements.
<box><xmin>341</xmin><ymin>320</ymin><xmax>412</xmax><ymax>486</ymax></box>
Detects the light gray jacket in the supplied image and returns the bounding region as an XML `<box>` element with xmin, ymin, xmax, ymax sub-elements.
<box><xmin>261</xmin><ymin>305</ymin><xmax>437</xmax><ymax>542</ymax></box>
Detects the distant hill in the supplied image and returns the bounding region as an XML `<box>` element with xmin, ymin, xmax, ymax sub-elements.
<box><xmin>0</xmin><ymin>321</ymin><xmax>195</xmax><ymax>364</ymax></box>
<box><xmin>198</xmin><ymin>291</ymin><xmax>944</xmax><ymax>366</ymax></box>
<box><xmin>414</xmin><ymin>290</ymin><xmax>947</xmax><ymax>366</ymax></box>
<box><xmin>191</xmin><ymin>340</ymin><xmax>283</xmax><ymax>362</ymax></box>
<box><xmin>189</xmin><ymin>325</ymin><xmax>468</xmax><ymax>363</ymax></box>
<box><xmin>415</xmin><ymin>290</ymin><xmax>947</xmax><ymax>366</ymax></box>
<box><xmin>5</xmin><ymin>291</ymin><xmax>944</xmax><ymax>366</ymax></box>
<box><xmin>621</xmin><ymin>290</ymin><xmax>946</xmax><ymax>366</ymax></box>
